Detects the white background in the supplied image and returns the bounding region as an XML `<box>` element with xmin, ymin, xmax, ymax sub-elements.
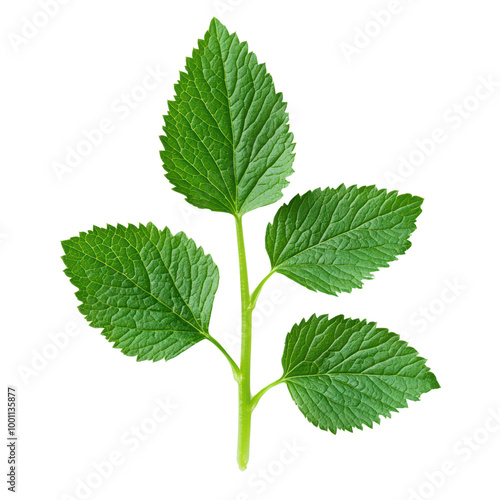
<box><xmin>1</xmin><ymin>1</ymin><xmax>499</xmax><ymax>499</ymax></box>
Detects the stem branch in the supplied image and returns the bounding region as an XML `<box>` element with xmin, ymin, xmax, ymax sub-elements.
<box><xmin>250</xmin><ymin>378</ymin><xmax>284</xmax><ymax>411</ymax></box>
<box><xmin>249</xmin><ymin>270</ymin><xmax>275</xmax><ymax>310</ymax></box>
<box><xmin>206</xmin><ymin>334</ymin><xmax>240</xmax><ymax>381</ymax></box>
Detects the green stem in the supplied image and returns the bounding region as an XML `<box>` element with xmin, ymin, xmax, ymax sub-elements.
<box><xmin>235</xmin><ymin>214</ymin><xmax>252</xmax><ymax>471</ymax></box>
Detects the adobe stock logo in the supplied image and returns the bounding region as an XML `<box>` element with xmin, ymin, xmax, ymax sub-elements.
<box><xmin>60</xmin><ymin>396</ymin><xmax>178</xmax><ymax>500</ymax></box>
<box><xmin>7</xmin><ymin>0</ymin><xmax>72</xmax><ymax>54</ymax></box>
<box><xmin>17</xmin><ymin>321</ymin><xmax>83</xmax><ymax>385</ymax></box>
<box><xmin>339</xmin><ymin>0</ymin><xmax>417</xmax><ymax>64</ymax></box>
<box><xmin>407</xmin><ymin>406</ymin><xmax>500</xmax><ymax>500</ymax></box>
<box><xmin>408</xmin><ymin>278</ymin><xmax>466</xmax><ymax>334</ymax></box>
<box><xmin>384</xmin><ymin>74</ymin><xmax>500</xmax><ymax>187</ymax></box>
<box><xmin>51</xmin><ymin>65</ymin><xmax>169</xmax><ymax>182</ymax></box>
<box><xmin>230</xmin><ymin>439</ymin><xmax>306</xmax><ymax>499</ymax></box>
<box><xmin>213</xmin><ymin>0</ymin><xmax>245</xmax><ymax>19</ymax></box>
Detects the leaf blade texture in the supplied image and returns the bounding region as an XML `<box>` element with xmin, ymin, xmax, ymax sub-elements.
<box><xmin>61</xmin><ymin>223</ymin><xmax>219</xmax><ymax>362</ymax></box>
<box><xmin>160</xmin><ymin>18</ymin><xmax>295</xmax><ymax>215</ymax></box>
<box><xmin>282</xmin><ymin>314</ymin><xmax>439</xmax><ymax>433</ymax></box>
<box><xmin>266</xmin><ymin>185</ymin><xmax>423</xmax><ymax>295</ymax></box>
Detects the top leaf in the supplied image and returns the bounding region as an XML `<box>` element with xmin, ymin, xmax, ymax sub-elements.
<box><xmin>160</xmin><ymin>18</ymin><xmax>295</xmax><ymax>215</ymax></box>
<box><xmin>265</xmin><ymin>185</ymin><xmax>423</xmax><ymax>295</ymax></box>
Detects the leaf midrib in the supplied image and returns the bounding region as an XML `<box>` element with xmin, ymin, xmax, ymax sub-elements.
<box><xmin>283</xmin><ymin>372</ymin><xmax>431</xmax><ymax>382</ymax></box>
<box><xmin>272</xmin><ymin>199</ymin><xmax>418</xmax><ymax>270</ymax></box>
<box><xmin>213</xmin><ymin>23</ymin><xmax>238</xmax><ymax>214</ymax></box>
<box><xmin>67</xmin><ymin>242</ymin><xmax>207</xmax><ymax>337</ymax></box>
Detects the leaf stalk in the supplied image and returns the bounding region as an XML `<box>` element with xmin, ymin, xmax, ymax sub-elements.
<box><xmin>249</xmin><ymin>270</ymin><xmax>275</xmax><ymax>310</ymax></box>
<box><xmin>206</xmin><ymin>334</ymin><xmax>241</xmax><ymax>381</ymax></box>
<box><xmin>250</xmin><ymin>378</ymin><xmax>284</xmax><ymax>411</ymax></box>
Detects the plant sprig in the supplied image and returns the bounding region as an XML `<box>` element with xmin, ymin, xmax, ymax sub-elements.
<box><xmin>62</xmin><ymin>18</ymin><xmax>439</xmax><ymax>471</ymax></box>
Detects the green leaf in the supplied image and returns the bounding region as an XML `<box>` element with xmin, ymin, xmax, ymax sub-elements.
<box><xmin>61</xmin><ymin>223</ymin><xmax>219</xmax><ymax>362</ymax></box>
<box><xmin>281</xmin><ymin>314</ymin><xmax>439</xmax><ymax>433</ymax></box>
<box><xmin>265</xmin><ymin>185</ymin><xmax>423</xmax><ymax>295</ymax></box>
<box><xmin>160</xmin><ymin>17</ymin><xmax>295</xmax><ymax>215</ymax></box>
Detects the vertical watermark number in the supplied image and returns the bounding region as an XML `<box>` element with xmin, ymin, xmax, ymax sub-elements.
<box><xmin>7</xmin><ymin>387</ymin><xmax>17</xmax><ymax>493</ymax></box>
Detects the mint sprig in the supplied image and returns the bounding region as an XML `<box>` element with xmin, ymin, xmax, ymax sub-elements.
<box><xmin>62</xmin><ymin>18</ymin><xmax>439</xmax><ymax>471</ymax></box>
